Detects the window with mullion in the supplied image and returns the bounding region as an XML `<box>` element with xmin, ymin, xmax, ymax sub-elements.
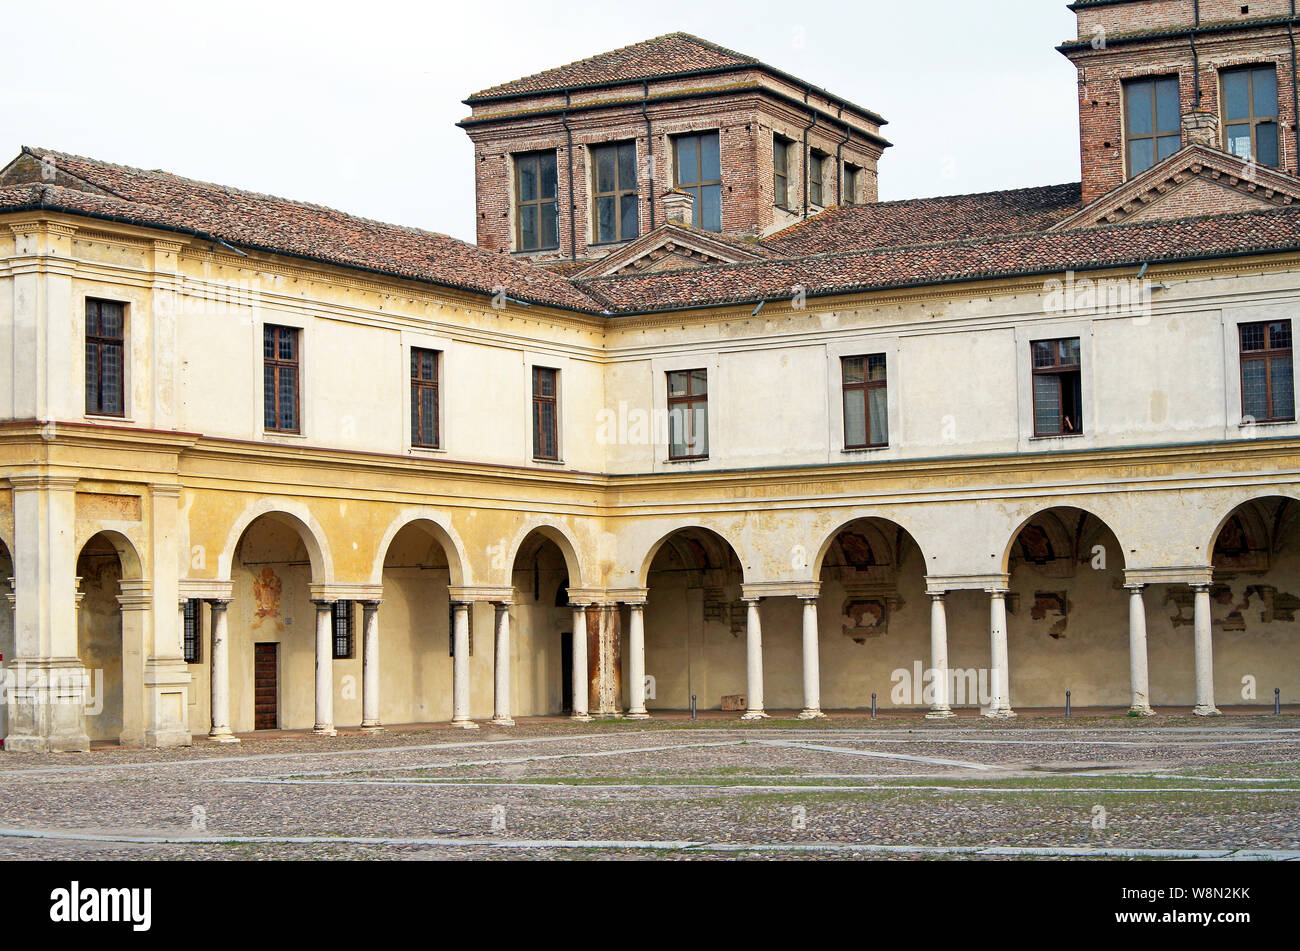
<box><xmin>773</xmin><ymin>136</ymin><xmax>791</xmax><ymax>208</ymax></box>
<box><xmin>673</xmin><ymin>132</ymin><xmax>722</xmax><ymax>231</ymax></box>
<box><xmin>533</xmin><ymin>367</ymin><xmax>559</xmax><ymax>461</ymax></box>
<box><xmin>1031</xmin><ymin>338</ymin><xmax>1083</xmax><ymax>436</ymax></box>
<box><xmin>842</xmin><ymin>355</ymin><xmax>888</xmax><ymax>448</ymax></box>
<box><xmin>1222</xmin><ymin>65</ymin><xmax>1279</xmax><ymax>167</ymax></box>
<box><xmin>85</xmin><ymin>298</ymin><xmax>125</xmax><ymax>417</ymax></box>
<box><xmin>332</xmin><ymin>601</ymin><xmax>354</xmax><ymax>659</ymax></box>
<box><xmin>1240</xmin><ymin>320</ymin><xmax>1294</xmax><ymax>422</ymax></box>
<box><xmin>411</xmin><ymin>347</ymin><xmax>440</xmax><ymax>448</ymax></box>
<box><xmin>592</xmin><ymin>141</ymin><xmax>639</xmax><ymax>244</ymax></box>
<box><xmin>263</xmin><ymin>325</ymin><xmax>300</xmax><ymax>433</ymax></box>
<box><xmin>667</xmin><ymin>369</ymin><xmax>709</xmax><ymax>459</ymax></box>
<box><xmin>1124</xmin><ymin>76</ymin><xmax>1181</xmax><ymax>177</ymax></box>
<box><xmin>515</xmin><ymin>151</ymin><xmax>560</xmax><ymax>251</ymax></box>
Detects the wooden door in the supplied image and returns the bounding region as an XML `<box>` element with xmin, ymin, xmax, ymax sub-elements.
<box><xmin>254</xmin><ymin>643</ymin><xmax>278</xmax><ymax>730</ymax></box>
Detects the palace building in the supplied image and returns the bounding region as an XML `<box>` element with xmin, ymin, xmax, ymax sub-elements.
<box><xmin>2</xmin><ymin>1</ymin><xmax>1299</xmax><ymax>751</ymax></box>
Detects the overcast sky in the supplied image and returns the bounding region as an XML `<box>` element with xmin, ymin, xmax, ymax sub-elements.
<box><xmin>2</xmin><ymin>1</ymin><xmax>1081</xmax><ymax>243</ymax></box>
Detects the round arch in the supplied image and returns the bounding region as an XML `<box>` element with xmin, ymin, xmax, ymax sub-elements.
<box><xmin>77</xmin><ymin>529</ymin><xmax>144</xmax><ymax>580</ymax></box>
<box><xmin>371</xmin><ymin>510</ymin><xmax>469</xmax><ymax>587</ymax></box>
<box><xmin>636</xmin><ymin>524</ymin><xmax>746</xmax><ymax>589</ymax></box>
<box><xmin>811</xmin><ymin>515</ymin><xmax>930</xmax><ymax>579</ymax></box>
<box><xmin>505</xmin><ymin>519</ymin><xmax>586</xmax><ymax>589</ymax></box>
<box><xmin>216</xmin><ymin>499</ymin><xmax>332</xmax><ymax>582</ymax></box>
<box><xmin>1204</xmin><ymin>490</ymin><xmax>1300</xmax><ymax>557</ymax></box>
<box><xmin>999</xmin><ymin>505</ymin><xmax>1129</xmax><ymax>575</ymax></box>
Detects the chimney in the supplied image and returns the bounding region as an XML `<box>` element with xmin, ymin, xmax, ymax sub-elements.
<box><xmin>1182</xmin><ymin>108</ymin><xmax>1220</xmax><ymax>150</ymax></box>
<box><xmin>662</xmin><ymin>189</ymin><xmax>695</xmax><ymax>227</ymax></box>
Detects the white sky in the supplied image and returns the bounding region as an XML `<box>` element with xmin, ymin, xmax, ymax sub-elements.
<box><xmin>1</xmin><ymin>0</ymin><xmax>1081</xmax><ymax>244</ymax></box>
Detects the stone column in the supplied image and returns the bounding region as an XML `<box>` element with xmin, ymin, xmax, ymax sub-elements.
<box><xmin>985</xmin><ymin>588</ymin><xmax>1015</xmax><ymax>718</ymax></box>
<box><xmin>491</xmin><ymin>601</ymin><xmax>514</xmax><ymax>726</ymax></box>
<box><xmin>741</xmin><ymin>597</ymin><xmax>768</xmax><ymax>719</ymax></box>
<box><xmin>360</xmin><ymin>600</ymin><xmax>382</xmax><ymax>731</ymax></box>
<box><xmin>450</xmin><ymin>601</ymin><xmax>477</xmax><ymax>729</ymax></box>
<box><xmin>927</xmin><ymin>591</ymin><xmax>955</xmax><ymax>718</ymax></box>
<box><xmin>207</xmin><ymin>599</ymin><xmax>238</xmax><ymax>743</ymax></box>
<box><xmin>570</xmin><ymin>605</ymin><xmax>592</xmax><ymax>721</ymax></box>
<box><xmin>1192</xmin><ymin>583</ymin><xmax>1220</xmax><ymax>716</ymax></box>
<box><xmin>1126</xmin><ymin>584</ymin><xmax>1154</xmax><ymax>716</ymax></box>
<box><xmin>312</xmin><ymin>600</ymin><xmax>337</xmax><ymax>736</ymax></box>
<box><xmin>625</xmin><ymin>601</ymin><xmax>649</xmax><ymax>719</ymax></box>
<box><xmin>798</xmin><ymin>596</ymin><xmax>825</xmax><ymax>719</ymax></box>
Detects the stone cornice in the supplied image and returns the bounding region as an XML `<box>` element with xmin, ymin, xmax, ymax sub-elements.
<box><xmin>740</xmin><ymin>581</ymin><xmax>820</xmax><ymax>599</ymax></box>
<box><xmin>309</xmin><ymin>583</ymin><xmax>384</xmax><ymax>602</ymax></box>
<box><xmin>926</xmin><ymin>574</ymin><xmax>1010</xmax><ymax>594</ymax></box>
<box><xmin>447</xmin><ymin>585</ymin><xmax>514</xmax><ymax>603</ymax></box>
<box><xmin>178</xmin><ymin>579</ymin><xmax>234</xmax><ymax>600</ymax></box>
<box><xmin>1124</xmin><ymin>566</ymin><xmax>1214</xmax><ymax>587</ymax></box>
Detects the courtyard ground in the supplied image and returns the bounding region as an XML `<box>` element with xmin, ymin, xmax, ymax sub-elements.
<box><xmin>1</xmin><ymin>711</ymin><xmax>1298</xmax><ymax>860</ymax></box>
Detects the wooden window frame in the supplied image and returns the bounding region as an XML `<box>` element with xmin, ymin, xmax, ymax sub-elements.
<box><xmin>1220</xmin><ymin>64</ymin><xmax>1279</xmax><ymax>166</ymax></box>
<box><xmin>514</xmin><ymin>150</ymin><xmax>560</xmax><ymax>252</ymax></box>
<box><xmin>1031</xmin><ymin>337</ymin><xmax>1084</xmax><ymax>437</ymax></box>
<box><xmin>332</xmin><ymin>601</ymin><xmax>354</xmax><ymax>660</ymax></box>
<box><xmin>842</xmin><ymin>164</ymin><xmax>861</xmax><ymax>205</ymax></box>
<box><xmin>841</xmin><ymin>354</ymin><xmax>888</xmax><ymax>449</ymax></box>
<box><xmin>410</xmin><ymin>347</ymin><xmax>440</xmax><ymax>449</ymax></box>
<box><xmin>263</xmin><ymin>324</ymin><xmax>301</xmax><ymax>434</ymax></box>
<box><xmin>591</xmin><ymin>141</ymin><xmax>640</xmax><ymax>244</ymax></box>
<box><xmin>1123</xmin><ymin>75</ymin><xmax>1181</xmax><ymax>178</ymax></box>
<box><xmin>808</xmin><ymin>150</ymin><xmax>827</xmax><ymax>207</ymax></box>
<box><xmin>85</xmin><ymin>298</ymin><xmax>126</xmax><ymax>417</ymax></box>
<box><xmin>667</xmin><ymin>369</ymin><xmax>709</xmax><ymax>460</ymax></box>
<box><xmin>532</xmin><ymin>366</ymin><xmax>560</xmax><ymax>461</ymax></box>
<box><xmin>773</xmin><ymin>136</ymin><xmax>791</xmax><ymax>209</ymax></box>
<box><xmin>672</xmin><ymin>132</ymin><xmax>722</xmax><ymax>231</ymax></box>
<box><xmin>183</xmin><ymin>598</ymin><xmax>203</xmax><ymax>665</ymax></box>
<box><xmin>1239</xmin><ymin>319</ymin><xmax>1295</xmax><ymax>422</ymax></box>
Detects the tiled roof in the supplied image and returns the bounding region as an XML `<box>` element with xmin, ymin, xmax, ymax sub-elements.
<box><xmin>577</xmin><ymin>206</ymin><xmax>1300</xmax><ymax>313</ymax></box>
<box><xmin>0</xmin><ymin>147</ymin><xmax>603</xmax><ymax>313</ymax></box>
<box><xmin>466</xmin><ymin>32</ymin><xmax>756</xmax><ymax>101</ymax></box>
<box><xmin>764</xmin><ymin>183</ymin><xmax>1084</xmax><ymax>255</ymax></box>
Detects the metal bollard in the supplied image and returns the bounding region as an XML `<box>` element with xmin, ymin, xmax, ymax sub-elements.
<box><xmin>1065</xmin><ymin>690</ymin><xmax>1072</xmax><ymax>718</ymax></box>
<box><xmin>871</xmin><ymin>692</ymin><xmax>877</xmax><ymax>718</ymax></box>
<box><xmin>1276</xmin><ymin>687</ymin><xmax>1282</xmax><ymax>716</ymax></box>
<box><xmin>691</xmin><ymin>694</ymin><xmax>697</xmax><ymax>719</ymax></box>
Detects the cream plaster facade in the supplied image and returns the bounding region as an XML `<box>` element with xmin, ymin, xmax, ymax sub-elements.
<box><xmin>1</xmin><ymin>208</ymin><xmax>1298</xmax><ymax>751</ymax></box>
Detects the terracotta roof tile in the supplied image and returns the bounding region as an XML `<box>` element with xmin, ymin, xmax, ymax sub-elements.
<box><xmin>467</xmin><ymin>33</ymin><xmax>756</xmax><ymax>101</ymax></box>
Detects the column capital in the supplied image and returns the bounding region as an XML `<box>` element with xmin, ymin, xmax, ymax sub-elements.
<box><xmin>564</xmin><ymin>586</ymin><xmax>607</xmax><ymax>606</ymax></box>
<box><xmin>360</xmin><ymin>599</ymin><xmax>383</xmax><ymax>611</ymax></box>
<box><xmin>148</xmin><ymin>483</ymin><xmax>183</xmax><ymax>500</ymax></box>
<box><xmin>1123</xmin><ymin>582</ymin><xmax>1147</xmax><ymax>593</ymax></box>
<box><xmin>205</xmin><ymin>598</ymin><xmax>231</xmax><ymax>612</ymax></box>
<box><xmin>607</xmin><ymin>587</ymin><xmax>649</xmax><ymax>606</ymax></box>
<box><xmin>984</xmin><ymin>586</ymin><xmax>1010</xmax><ymax>597</ymax></box>
<box><xmin>116</xmin><ymin>579</ymin><xmax>153</xmax><ymax>612</ymax></box>
<box><xmin>311</xmin><ymin>598</ymin><xmax>336</xmax><ymax>609</ymax></box>
<box><xmin>9</xmin><ymin>472</ymin><xmax>80</xmax><ymax>492</ymax></box>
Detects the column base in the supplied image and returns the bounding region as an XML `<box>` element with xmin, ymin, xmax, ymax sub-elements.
<box><xmin>1193</xmin><ymin>704</ymin><xmax>1222</xmax><ymax>717</ymax></box>
<box><xmin>489</xmin><ymin>716</ymin><xmax>515</xmax><ymax>727</ymax></box>
<box><xmin>740</xmin><ymin>710</ymin><xmax>769</xmax><ymax>720</ymax></box>
<box><xmin>797</xmin><ymin>709</ymin><xmax>827</xmax><ymax>719</ymax></box>
<box><xmin>2</xmin><ymin>658</ymin><xmax>92</xmax><ymax>752</ymax></box>
<box><xmin>451</xmin><ymin>718</ymin><xmax>480</xmax><ymax>730</ymax></box>
<box><xmin>569</xmin><ymin>712</ymin><xmax>594</xmax><ymax>722</ymax></box>
<box><xmin>1127</xmin><ymin>705</ymin><xmax>1155</xmax><ymax>717</ymax></box>
<box><xmin>983</xmin><ymin>708</ymin><xmax>1017</xmax><ymax>719</ymax></box>
<box><xmin>925</xmin><ymin>707</ymin><xmax>956</xmax><ymax>719</ymax></box>
<box><xmin>625</xmin><ymin>710</ymin><xmax>650</xmax><ymax>720</ymax></box>
<box><xmin>311</xmin><ymin>727</ymin><xmax>338</xmax><ymax>737</ymax></box>
<box><xmin>359</xmin><ymin>724</ymin><xmax>386</xmax><ymax>733</ymax></box>
<box><xmin>207</xmin><ymin>730</ymin><xmax>241</xmax><ymax>745</ymax></box>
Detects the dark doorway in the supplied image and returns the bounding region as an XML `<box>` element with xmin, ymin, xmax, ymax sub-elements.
<box><xmin>254</xmin><ymin>643</ymin><xmax>278</xmax><ymax>730</ymax></box>
<box><xmin>555</xmin><ymin>576</ymin><xmax>572</xmax><ymax>712</ymax></box>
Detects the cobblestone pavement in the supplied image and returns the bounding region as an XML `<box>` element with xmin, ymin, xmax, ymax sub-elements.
<box><xmin>1</xmin><ymin>715</ymin><xmax>1298</xmax><ymax>860</ymax></box>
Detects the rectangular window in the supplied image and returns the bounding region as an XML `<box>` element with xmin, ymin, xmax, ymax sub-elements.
<box><xmin>515</xmin><ymin>150</ymin><xmax>559</xmax><ymax>251</ymax></box>
<box><xmin>411</xmin><ymin>347</ymin><xmax>440</xmax><ymax>448</ymax></box>
<box><xmin>842</xmin><ymin>355</ymin><xmax>888</xmax><ymax>449</ymax></box>
<box><xmin>1222</xmin><ymin>65</ymin><xmax>1279</xmax><ymax>167</ymax></box>
<box><xmin>1031</xmin><ymin>338</ymin><xmax>1083</xmax><ymax>436</ymax></box>
<box><xmin>183</xmin><ymin>598</ymin><xmax>202</xmax><ymax>664</ymax></box>
<box><xmin>1240</xmin><ymin>320</ymin><xmax>1294</xmax><ymax>422</ymax></box>
<box><xmin>667</xmin><ymin>369</ymin><xmax>709</xmax><ymax>459</ymax></box>
<box><xmin>1124</xmin><ymin>76</ymin><xmax>1181</xmax><ymax>177</ymax></box>
<box><xmin>332</xmin><ymin>601</ymin><xmax>354</xmax><ymax>660</ymax></box>
<box><xmin>773</xmin><ymin>136</ymin><xmax>791</xmax><ymax>208</ymax></box>
<box><xmin>533</xmin><ymin>366</ymin><xmax>559</xmax><ymax>461</ymax></box>
<box><xmin>263</xmin><ymin>324</ymin><xmax>300</xmax><ymax>433</ymax></box>
<box><xmin>673</xmin><ymin>132</ymin><xmax>722</xmax><ymax>231</ymax></box>
<box><xmin>449</xmin><ymin>602</ymin><xmax>474</xmax><ymax>657</ymax></box>
<box><xmin>843</xmin><ymin>164</ymin><xmax>861</xmax><ymax>205</ymax></box>
<box><xmin>808</xmin><ymin>150</ymin><xmax>827</xmax><ymax>206</ymax></box>
<box><xmin>592</xmin><ymin>141</ymin><xmax>639</xmax><ymax>243</ymax></box>
<box><xmin>85</xmin><ymin>298</ymin><xmax>125</xmax><ymax>417</ymax></box>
